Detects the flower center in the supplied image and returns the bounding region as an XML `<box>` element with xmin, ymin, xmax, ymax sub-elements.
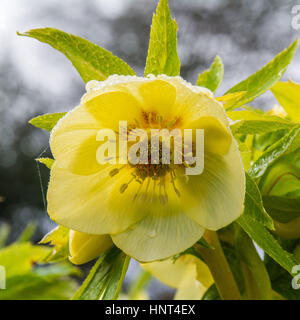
<box><xmin>130</xmin><ymin>111</ymin><xmax>185</xmax><ymax>178</ymax></box>
<box><xmin>109</xmin><ymin>111</ymin><xmax>186</xmax><ymax>204</ymax></box>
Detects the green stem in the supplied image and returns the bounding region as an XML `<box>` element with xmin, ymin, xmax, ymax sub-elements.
<box><xmin>234</xmin><ymin>225</ymin><xmax>272</xmax><ymax>300</ymax></box>
<box><xmin>240</xmin><ymin>262</ymin><xmax>258</xmax><ymax>299</ymax></box>
<box><xmin>195</xmin><ymin>230</ymin><xmax>242</xmax><ymax>300</ymax></box>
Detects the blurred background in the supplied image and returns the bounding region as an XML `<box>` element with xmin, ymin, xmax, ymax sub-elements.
<box><xmin>0</xmin><ymin>0</ymin><xmax>300</xmax><ymax>299</ymax></box>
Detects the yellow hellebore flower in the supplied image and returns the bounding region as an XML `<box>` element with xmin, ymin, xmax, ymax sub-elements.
<box><xmin>47</xmin><ymin>75</ymin><xmax>245</xmax><ymax>262</ymax></box>
<box><xmin>141</xmin><ymin>254</ymin><xmax>214</xmax><ymax>300</ymax></box>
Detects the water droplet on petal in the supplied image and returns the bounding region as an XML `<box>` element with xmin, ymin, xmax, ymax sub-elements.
<box><xmin>86</xmin><ymin>80</ymin><xmax>100</xmax><ymax>92</ymax></box>
<box><xmin>148</xmin><ymin>230</ymin><xmax>157</xmax><ymax>238</ymax></box>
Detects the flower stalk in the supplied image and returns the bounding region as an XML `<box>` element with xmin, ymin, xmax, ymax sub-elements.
<box><xmin>194</xmin><ymin>230</ymin><xmax>242</xmax><ymax>300</ymax></box>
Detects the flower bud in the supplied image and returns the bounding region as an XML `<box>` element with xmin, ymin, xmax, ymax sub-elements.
<box><xmin>69</xmin><ymin>230</ymin><xmax>113</xmax><ymax>265</ymax></box>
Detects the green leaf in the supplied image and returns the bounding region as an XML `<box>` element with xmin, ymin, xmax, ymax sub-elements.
<box><xmin>271</xmin><ymin>80</ymin><xmax>300</xmax><ymax>122</ymax></box>
<box><xmin>248</xmin><ymin>125</ymin><xmax>300</xmax><ymax>179</ymax></box>
<box><xmin>262</xmin><ymin>196</ymin><xmax>300</xmax><ymax>223</ymax></box>
<box><xmin>196</xmin><ymin>56</ymin><xmax>224</xmax><ymax>93</ymax></box>
<box><xmin>0</xmin><ymin>243</ymin><xmax>49</xmax><ymax>278</ymax></box>
<box><xmin>16</xmin><ymin>222</ymin><xmax>37</xmax><ymax>243</ymax></box>
<box><xmin>271</xmin><ymin>271</ymin><xmax>300</xmax><ymax>300</ymax></box>
<box><xmin>40</xmin><ymin>225</ymin><xmax>69</xmax><ymax>246</ymax></box>
<box><xmin>72</xmin><ymin>246</ymin><xmax>130</xmax><ymax>300</ymax></box>
<box><xmin>217</xmin><ymin>92</ymin><xmax>247</xmax><ymax>110</ymax></box>
<box><xmin>0</xmin><ymin>273</ymin><xmax>78</xmax><ymax>300</ymax></box>
<box><xmin>0</xmin><ymin>262</ymin><xmax>80</xmax><ymax>300</ymax></box>
<box><xmin>231</xmin><ymin>120</ymin><xmax>292</xmax><ymax>136</ymax></box>
<box><xmin>228</xmin><ymin>109</ymin><xmax>295</xmax><ymax>135</ymax></box>
<box><xmin>266</xmin><ymin>256</ymin><xmax>300</xmax><ymax>300</ymax></box>
<box><xmin>244</xmin><ymin>173</ymin><xmax>274</xmax><ymax>230</ymax></box>
<box><xmin>197</xmin><ymin>237</ymin><xmax>214</xmax><ymax>249</ymax></box>
<box><xmin>36</xmin><ymin>158</ymin><xmax>54</xmax><ymax>169</ymax></box>
<box><xmin>0</xmin><ymin>240</ymin><xmax>79</xmax><ymax>300</ymax></box>
<box><xmin>237</xmin><ymin>138</ymin><xmax>252</xmax><ymax>170</ymax></box>
<box><xmin>238</xmin><ymin>214</ymin><xmax>297</xmax><ymax>275</ymax></box>
<box><xmin>18</xmin><ymin>28</ymin><xmax>136</xmax><ymax>83</ymax></box>
<box><xmin>144</xmin><ymin>0</ymin><xmax>180</xmax><ymax>76</ymax></box>
<box><xmin>34</xmin><ymin>261</ymin><xmax>80</xmax><ymax>278</ymax></box>
<box><xmin>225</xmin><ymin>39</ymin><xmax>299</xmax><ymax>110</ymax></box>
<box><xmin>44</xmin><ymin>245</ymin><xmax>69</xmax><ymax>264</ymax></box>
<box><xmin>101</xmin><ymin>254</ymin><xmax>130</xmax><ymax>300</ymax></box>
<box><xmin>258</xmin><ymin>147</ymin><xmax>300</xmax><ymax>198</ymax></box>
<box><xmin>202</xmin><ymin>284</ymin><xmax>220</xmax><ymax>300</ymax></box>
<box><xmin>29</xmin><ymin>112</ymin><xmax>66</xmax><ymax>131</ymax></box>
<box><xmin>40</xmin><ymin>225</ymin><xmax>70</xmax><ymax>263</ymax></box>
<box><xmin>253</xmin><ymin>130</ymin><xmax>288</xmax><ymax>154</ymax></box>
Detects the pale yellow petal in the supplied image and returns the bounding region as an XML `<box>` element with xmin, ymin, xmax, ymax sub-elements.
<box><xmin>52</xmin><ymin>129</ymin><xmax>104</xmax><ymax>175</ymax></box>
<box><xmin>84</xmin><ymin>90</ymin><xmax>143</xmax><ymax>130</ymax></box>
<box><xmin>193</xmin><ymin>256</ymin><xmax>214</xmax><ymax>288</ymax></box>
<box><xmin>50</xmin><ymin>105</ymin><xmax>103</xmax><ymax>175</ymax></box>
<box><xmin>174</xmin><ymin>264</ymin><xmax>207</xmax><ymax>300</ymax></box>
<box><xmin>141</xmin><ymin>253</ymin><xmax>213</xmax><ymax>290</ymax></box>
<box><xmin>187</xmin><ymin>116</ymin><xmax>232</xmax><ymax>155</ymax></box>
<box><xmin>161</xmin><ymin>77</ymin><xmax>232</xmax><ymax>155</ymax></box>
<box><xmin>141</xmin><ymin>257</ymin><xmax>190</xmax><ymax>288</ymax></box>
<box><xmin>111</xmin><ymin>192</ymin><xmax>204</xmax><ymax>262</ymax></box>
<box><xmin>165</xmin><ymin>77</ymin><xmax>229</xmax><ymax>127</ymax></box>
<box><xmin>47</xmin><ymin>162</ymin><xmax>147</xmax><ymax>235</ymax></box>
<box><xmin>138</xmin><ymin>79</ymin><xmax>176</xmax><ymax>119</ymax></box>
<box><xmin>178</xmin><ymin>140</ymin><xmax>245</xmax><ymax>230</ymax></box>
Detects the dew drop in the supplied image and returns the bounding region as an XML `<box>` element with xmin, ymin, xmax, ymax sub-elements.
<box><xmin>148</xmin><ymin>230</ymin><xmax>157</xmax><ymax>238</ymax></box>
<box><xmin>85</xmin><ymin>80</ymin><xmax>100</xmax><ymax>92</ymax></box>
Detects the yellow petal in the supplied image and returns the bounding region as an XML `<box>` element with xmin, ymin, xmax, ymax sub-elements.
<box><xmin>178</xmin><ymin>140</ymin><xmax>245</xmax><ymax>230</ymax></box>
<box><xmin>143</xmin><ymin>253</ymin><xmax>213</xmax><ymax>300</ymax></box>
<box><xmin>138</xmin><ymin>79</ymin><xmax>176</xmax><ymax>119</ymax></box>
<box><xmin>47</xmin><ymin>162</ymin><xmax>147</xmax><ymax>235</ymax></box>
<box><xmin>141</xmin><ymin>253</ymin><xmax>213</xmax><ymax>290</ymax></box>
<box><xmin>52</xmin><ymin>129</ymin><xmax>103</xmax><ymax>175</ymax></box>
<box><xmin>69</xmin><ymin>230</ymin><xmax>113</xmax><ymax>265</ymax></box>
<box><xmin>111</xmin><ymin>191</ymin><xmax>204</xmax><ymax>262</ymax></box>
<box><xmin>50</xmin><ymin>105</ymin><xmax>103</xmax><ymax>175</ymax></box>
<box><xmin>174</xmin><ymin>264</ymin><xmax>207</xmax><ymax>300</ymax></box>
<box><xmin>162</xmin><ymin>77</ymin><xmax>232</xmax><ymax>155</ymax></box>
<box><xmin>193</xmin><ymin>256</ymin><xmax>214</xmax><ymax>288</ymax></box>
<box><xmin>141</xmin><ymin>257</ymin><xmax>190</xmax><ymax>288</ymax></box>
<box><xmin>165</xmin><ymin>77</ymin><xmax>228</xmax><ymax>127</ymax></box>
<box><xmin>84</xmin><ymin>90</ymin><xmax>142</xmax><ymax>130</ymax></box>
<box><xmin>187</xmin><ymin>116</ymin><xmax>232</xmax><ymax>155</ymax></box>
